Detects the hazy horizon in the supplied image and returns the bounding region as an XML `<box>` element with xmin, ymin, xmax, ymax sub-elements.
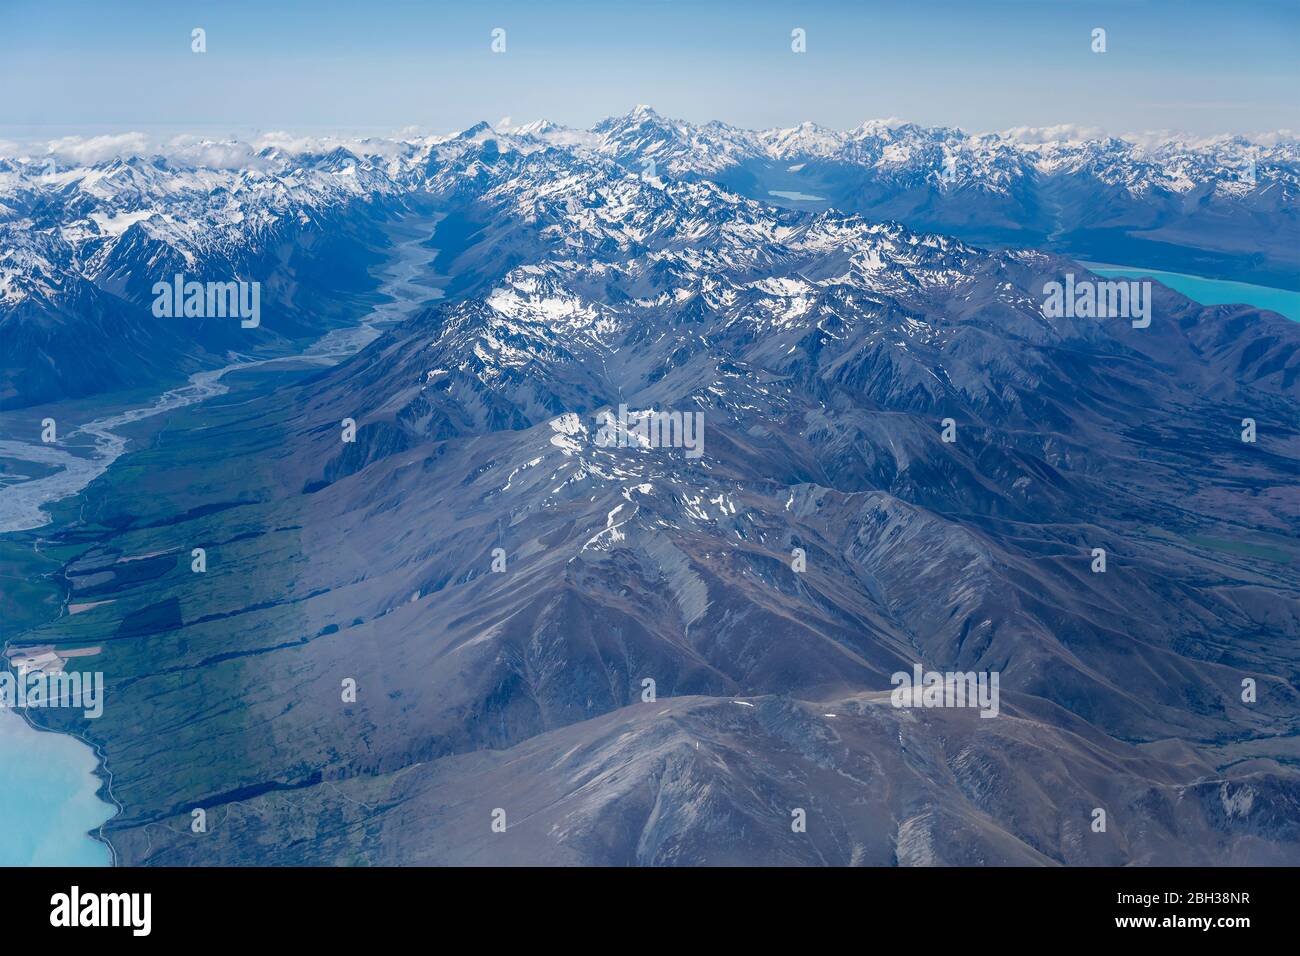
<box><xmin>1</xmin><ymin>107</ymin><xmax>1296</xmax><ymax>164</ymax></box>
<box><xmin>3</xmin><ymin>0</ymin><xmax>1297</xmax><ymax>140</ymax></box>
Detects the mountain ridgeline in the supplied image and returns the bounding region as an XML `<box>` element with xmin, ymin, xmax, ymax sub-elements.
<box><xmin>6</xmin><ymin>113</ymin><xmax>1300</xmax><ymax>865</ymax></box>
<box><xmin>2</xmin><ymin>109</ymin><xmax>1298</xmax><ymax>409</ymax></box>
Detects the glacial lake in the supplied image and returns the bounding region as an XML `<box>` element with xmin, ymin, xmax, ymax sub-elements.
<box><xmin>768</xmin><ymin>189</ymin><xmax>828</xmax><ymax>202</ymax></box>
<box><xmin>1086</xmin><ymin>264</ymin><xmax>1300</xmax><ymax>322</ymax></box>
<box><xmin>0</xmin><ymin>710</ymin><xmax>113</xmax><ymax>865</ymax></box>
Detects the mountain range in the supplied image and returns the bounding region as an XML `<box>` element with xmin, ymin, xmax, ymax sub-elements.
<box><xmin>3</xmin><ymin>109</ymin><xmax>1299</xmax><ymax>866</ymax></box>
<box><xmin>3</xmin><ymin>107</ymin><xmax>1297</xmax><ymax>409</ymax></box>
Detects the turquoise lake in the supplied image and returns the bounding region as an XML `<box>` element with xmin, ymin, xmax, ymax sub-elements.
<box><xmin>0</xmin><ymin>709</ymin><xmax>113</xmax><ymax>865</ymax></box>
<box><xmin>768</xmin><ymin>189</ymin><xmax>827</xmax><ymax>201</ymax></box>
<box><xmin>1086</xmin><ymin>264</ymin><xmax>1300</xmax><ymax>322</ymax></box>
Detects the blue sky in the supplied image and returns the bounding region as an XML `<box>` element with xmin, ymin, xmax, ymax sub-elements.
<box><xmin>1</xmin><ymin>0</ymin><xmax>1296</xmax><ymax>137</ymax></box>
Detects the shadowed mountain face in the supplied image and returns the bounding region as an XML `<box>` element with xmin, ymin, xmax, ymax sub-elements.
<box><xmin>0</xmin><ymin>154</ymin><xmax>407</xmax><ymax>408</ymax></box>
<box><xmin>12</xmin><ymin>131</ymin><xmax>1300</xmax><ymax>866</ymax></box>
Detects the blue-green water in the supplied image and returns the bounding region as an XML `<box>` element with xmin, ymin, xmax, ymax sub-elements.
<box><xmin>1086</xmin><ymin>264</ymin><xmax>1300</xmax><ymax>322</ymax></box>
<box><xmin>768</xmin><ymin>189</ymin><xmax>827</xmax><ymax>202</ymax></box>
<box><xmin>0</xmin><ymin>710</ymin><xmax>113</xmax><ymax>865</ymax></box>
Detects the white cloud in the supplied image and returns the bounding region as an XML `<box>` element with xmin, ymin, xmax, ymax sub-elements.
<box><xmin>1247</xmin><ymin>129</ymin><xmax>1299</xmax><ymax>147</ymax></box>
<box><xmin>163</xmin><ymin>135</ymin><xmax>268</xmax><ymax>170</ymax></box>
<box><xmin>1114</xmin><ymin>129</ymin><xmax>1300</xmax><ymax>150</ymax></box>
<box><xmin>999</xmin><ymin>124</ymin><xmax>1108</xmax><ymax>145</ymax></box>
<box><xmin>252</xmin><ymin>130</ymin><xmax>338</xmax><ymax>155</ymax></box>
<box><xmin>45</xmin><ymin>132</ymin><xmax>151</xmax><ymax>164</ymax></box>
